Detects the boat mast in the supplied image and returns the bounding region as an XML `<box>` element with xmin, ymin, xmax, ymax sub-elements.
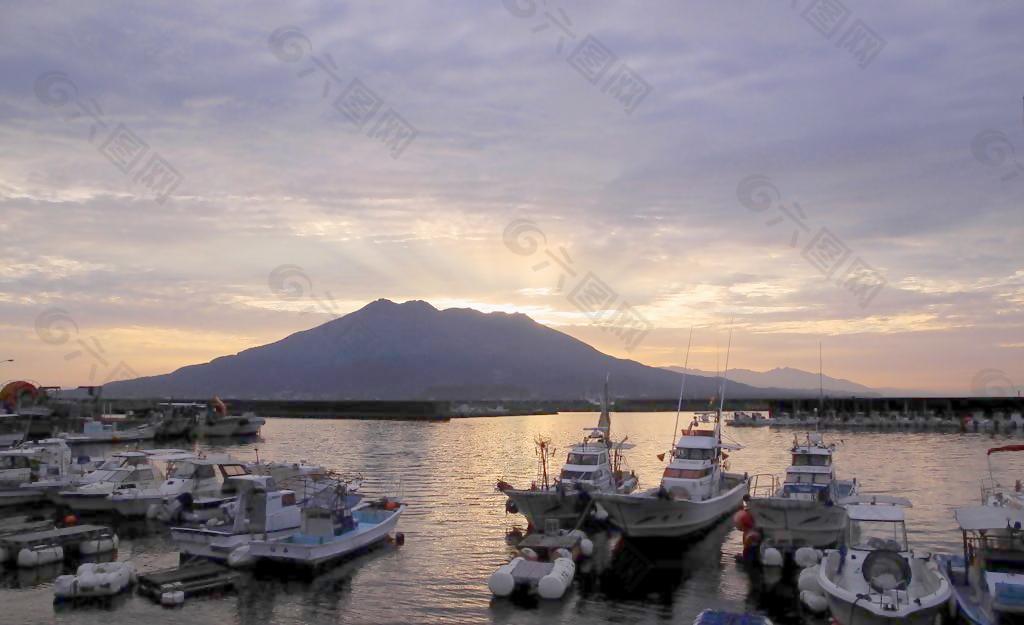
<box><xmin>818</xmin><ymin>340</ymin><xmax>824</xmax><ymax>424</ymax></box>
<box><xmin>716</xmin><ymin>328</ymin><xmax>733</xmax><ymax>446</ymax></box>
<box><xmin>670</xmin><ymin>327</ymin><xmax>694</xmax><ymax>451</ymax></box>
<box><xmin>598</xmin><ymin>372</ymin><xmax>611</xmax><ymax>440</ymax></box>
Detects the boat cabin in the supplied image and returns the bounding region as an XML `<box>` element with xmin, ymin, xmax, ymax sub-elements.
<box><xmin>661</xmin><ymin>429</ymin><xmax>724</xmax><ymax>501</ymax></box>
<box><xmin>951</xmin><ymin>505</ymin><xmax>1024</xmax><ymax>612</ymax></box>
<box><xmin>558</xmin><ymin>442</ymin><xmax>615</xmax><ymax>491</ymax></box>
<box><xmin>228</xmin><ymin>475</ymin><xmax>301</xmax><ymax>534</ymax></box>
<box><xmin>163</xmin><ymin>455</ymin><xmax>249</xmax><ymax>495</ymax></box>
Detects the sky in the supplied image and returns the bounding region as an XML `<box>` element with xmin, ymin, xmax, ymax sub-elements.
<box><xmin>0</xmin><ymin>1</ymin><xmax>1022</xmax><ymax>395</ymax></box>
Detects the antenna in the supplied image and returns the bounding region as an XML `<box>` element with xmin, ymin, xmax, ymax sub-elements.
<box><xmin>818</xmin><ymin>340</ymin><xmax>824</xmax><ymax>420</ymax></box>
<box><xmin>718</xmin><ymin>328</ymin><xmax>733</xmax><ymax>416</ymax></box>
<box><xmin>670</xmin><ymin>327</ymin><xmax>694</xmax><ymax>452</ymax></box>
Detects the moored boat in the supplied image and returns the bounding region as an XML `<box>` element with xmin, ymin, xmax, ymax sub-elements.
<box><xmin>109</xmin><ymin>453</ymin><xmax>249</xmax><ymax>518</ymax></box>
<box><xmin>938</xmin><ymin>505</ymin><xmax>1024</xmax><ymax>624</ymax></box>
<box><xmin>746</xmin><ymin>432</ymin><xmax>857</xmax><ymax>557</ymax></box>
<box><xmin>500</xmin><ymin>377</ymin><xmax>637</xmax><ymax>529</ymax></box>
<box><xmin>817</xmin><ymin>500</ymin><xmax>950</xmax><ymax>625</ymax></box>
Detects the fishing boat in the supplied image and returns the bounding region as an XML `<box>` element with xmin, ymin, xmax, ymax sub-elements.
<box><xmin>0</xmin><ymin>441</ymin><xmax>76</xmax><ymax>507</ymax></box>
<box><xmin>243</xmin><ymin>478</ymin><xmax>402</xmax><ymax>570</ymax></box>
<box><xmin>109</xmin><ymin>453</ymin><xmax>249</xmax><ymax>518</ymax></box>
<box><xmin>817</xmin><ymin>500</ymin><xmax>950</xmax><ymax>625</ymax></box>
<box><xmin>56</xmin><ymin>417</ymin><xmax>157</xmax><ymax>444</ymax></box>
<box><xmin>54</xmin><ymin>451</ymin><xmax>168</xmax><ymax>512</ymax></box>
<box><xmin>170</xmin><ymin>474</ymin><xmax>310</xmax><ymax>562</ymax></box>
<box><xmin>192</xmin><ymin>398</ymin><xmax>265</xmax><ymax>438</ymax></box>
<box><xmin>746</xmin><ymin>432</ymin><xmax>857</xmax><ymax>557</ymax></box>
<box><xmin>499</xmin><ymin>377</ymin><xmax>638</xmax><ymax>529</ymax></box>
<box><xmin>593</xmin><ymin>330</ymin><xmax>750</xmax><ymax>538</ymax></box>
<box><xmin>937</xmin><ymin>505</ymin><xmax>1024</xmax><ymax>624</ymax></box>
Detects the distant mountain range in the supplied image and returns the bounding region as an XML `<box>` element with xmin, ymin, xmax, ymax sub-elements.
<box><xmin>662</xmin><ymin>366</ymin><xmax>880</xmax><ymax>397</ymax></box>
<box><xmin>103</xmin><ymin>299</ymin><xmax>819</xmax><ymax>401</ymax></box>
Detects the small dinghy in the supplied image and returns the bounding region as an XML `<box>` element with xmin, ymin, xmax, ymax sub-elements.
<box><xmin>54</xmin><ymin>562</ymin><xmax>137</xmax><ymax>600</ymax></box>
<box><xmin>489</xmin><ymin>523</ymin><xmax>592</xmax><ymax>600</ymax></box>
<box><xmin>817</xmin><ymin>499</ymin><xmax>950</xmax><ymax>625</ymax></box>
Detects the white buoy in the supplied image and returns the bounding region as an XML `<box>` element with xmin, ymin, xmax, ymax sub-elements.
<box><xmin>794</xmin><ymin>547</ymin><xmax>822</xmax><ymax>568</ymax></box>
<box><xmin>146</xmin><ymin>503</ymin><xmax>161</xmax><ymax>519</ymax></box>
<box><xmin>488</xmin><ymin>557</ymin><xmax>523</xmax><ymax>597</ymax></box>
<box><xmin>80</xmin><ymin>537</ymin><xmax>117</xmax><ymax>555</ymax></box>
<box><xmin>18</xmin><ymin>545</ymin><xmax>63</xmax><ymax>568</ymax></box>
<box><xmin>520</xmin><ymin>547</ymin><xmax>538</xmax><ymax>560</ymax></box>
<box><xmin>228</xmin><ymin>545</ymin><xmax>255</xmax><ymax>568</ymax></box>
<box><xmin>761</xmin><ymin>546</ymin><xmax>783</xmax><ymax>567</ymax></box>
<box><xmin>537</xmin><ymin>557</ymin><xmax>575</xmax><ymax>599</ymax></box>
<box><xmin>798</xmin><ymin>565</ymin><xmax>822</xmax><ymax>594</ymax></box>
<box><xmin>161</xmin><ymin>590</ymin><xmax>185</xmax><ymax>606</ymax></box>
<box><xmin>593</xmin><ymin>504</ymin><xmax>609</xmax><ymax>522</ymax></box>
<box><xmin>800</xmin><ymin>589</ymin><xmax>829</xmax><ymax>613</ymax></box>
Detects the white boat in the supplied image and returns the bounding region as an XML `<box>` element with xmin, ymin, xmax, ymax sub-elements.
<box><xmin>245</xmin><ymin>480</ymin><xmax>402</xmax><ymax>569</ymax></box>
<box><xmin>593</xmin><ymin>336</ymin><xmax>749</xmax><ymax>539</ymax></box>
<box><xmin>593</xmin><ymin>415</ymin><xmax>748</xmax><ymax>538</ymax></box>
<box><xmin>54</xmin><ymin>451</ymin><xmax>167</xmax><ymax>512</ymax></box>
<box><xmin>109</xmin><ymin>453</ymin><xmax>249</xmax><ymax>518</ymax></box>
<box><xmin>0</xmin><ymin>443</ymin><xmax>73</xmax><ymax>507</ymax></box>
<box><xmin>981</xmin><ymin>444</ymin><xmax>1024</xmax><ymax>509</ymax></box>
<box><xmin>56</xmin><ymin>418</ymin><xmax>157</xmax><ymax>444</ymax></box>
<box><xmin>170</xmin><ymin>474</ymin><xmax>306</xmax><ymax>562</ymax></box>
<box><xmin>728</xmin><ymin>411</ymin><xmax>773</xmax><ymax>427</ymax></box>
<box><xmin>818</xmin><ymin>500</ymin><xmax>950</xmax><ymax>625</ymax></box>
<box><xmin>938</xmin><ymin>505</ymin><xmax>1024</xmax><ymax>625</ymax></box>
<box><xmin>747</xmin><ymin>432</ymin><xmax>858</xmax><ymax>554</ymax></box>
<box><xmin>500</xmin><ymin>378</ymin><xmax>638</xmax><ymax>529</ymax></box>
<box><xmin>193</xmin><ymin>398</ymin><xmax>265</xmax><ymax>438</ymax></box>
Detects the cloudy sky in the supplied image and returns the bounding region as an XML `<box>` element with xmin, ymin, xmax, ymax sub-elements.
<box><xmin>1</xmin><ymin>1</ymin><xmax>1022</xmax><ymax>394</ymax></box>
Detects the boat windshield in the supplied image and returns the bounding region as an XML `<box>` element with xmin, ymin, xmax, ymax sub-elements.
<box><xmin>0</xmin><ymin>455</ymin><xmax>31</xmax><ymax>470</ymax></box>
<box><xmin>167</xmin><ymin>462</ymin><xmax>196</xmax><ymax>478</ymax></box>
<box><xmin>560</xmin><ymin>470</ymin><xmax>594</xmax><ymax>481</ymax></box>
<box><xmin>96</xmin><ymin>458</ymin><xmax>126</xmax><ymax>470</ymax></box>
<box><xmin>849</xmin><ymin>519</ymin><xmax>908</xmax><ymax>552</ymax></box>
<box><xmin>792</xmin><ymin>454</ymin><xmax>831</xmax><ymax>466</ymax></box>
<box><xmin>566</xmin><ymin>452</ymin><xmax>603</xmax><ymax>466</ymax></box>
<box><xmin>673</xmin><ymin>447</ymin><xmax>714</xmax><ymax>460</ymax></box>
<box><xmin>786</xmin><ymin>472</ymin><xmax>831</xmax><ymax>485</ymax></box>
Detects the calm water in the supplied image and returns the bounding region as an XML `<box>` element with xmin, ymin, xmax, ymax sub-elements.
<box><xmin>4</xmin><ymin>412</ymin><xmax>1023</xmax><ymax>625</ymax></box>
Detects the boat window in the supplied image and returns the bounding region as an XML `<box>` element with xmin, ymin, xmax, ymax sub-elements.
<box><xmin>0</xmin><ymin>456</ymin><xmax>30</xmax><ymax>469</ymax></box>
<box><xmin>221</xmin><ymin>465</ymin><xmax>247</xmax><ymax>477</ymax></box>
<box><xmin>792</xmin><ymin>454</ymin><xmax>831</xmax><ymax>466</ymax></box>
<box><xmin>674</xmin><ymin>448</ymin><xmax>713</xmax><ymax>460</ymax></box>
<box><xmin>560</xmin><ymin>470</ymin><xmax>594</xmax><ymax>481</ymax></box>
<box><xmin>128</xmin><ymin>469</ymin><xmax>154</xmax><ymax>482</ymax></box>
<box><xmin>195</xmin><ymin>465</ymin><xmax>217</xmax><ymax>479</ymax></box>
<box><xmin>848</xmin><ymin>519</ymin><xmax>908</xmax><ymax>552</ymax></box>
<box><xmin>786</xmin><ymin>472</ymin><xmax>830</xmax><ymax>485</ymax></box>
<box><xmin>281</xmin><ymin>492</ymin><xmax>296</xmax><ymax>506</ymax></box>
<box><xmin>664</xmin><ymin>467</ymin><xmax>710</xmax><ymax>479</ymax></box>
<box><xmin>168</xmin><ymin>462</ymin><xmax>196</xmax><ymax>478</ymax></box>
<box><xmin>566</xmin><ymin>453</ymin><xmax>600</xmax><ymax>465</ymax></box>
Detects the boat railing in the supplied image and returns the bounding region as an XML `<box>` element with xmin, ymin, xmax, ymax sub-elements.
<box><xmin>749</xmin><ymin>473</ymin><xmax>779</xmax><ymax>498</ymax></box>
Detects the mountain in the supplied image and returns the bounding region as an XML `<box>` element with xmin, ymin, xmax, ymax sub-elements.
<box><xmin>662</xmin><ymin>366</ymin><xmax>879</xmax><ymax>396</ymax></box>
<box><xmin>103</xmin><ymin>299</ymin><xmax>796</xmax><ymax>401</ymax></box>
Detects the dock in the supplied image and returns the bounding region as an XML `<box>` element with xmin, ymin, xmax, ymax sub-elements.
<box><xmin>0</xmin><ymin>524</ymin><xmax>116</xmax><ymax>562</ymax></box>
<box><xmin>137</xmin><ymin>562</ymin><xmax>240</xmax><ymax>602</ymax></box>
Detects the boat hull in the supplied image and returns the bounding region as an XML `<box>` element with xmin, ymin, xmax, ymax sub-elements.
<box><xmin>249</xmin><ymin>506</ymin><xmax>403</xmax><ymax>567</ymax></box>
<box><xmin>0</xmin><ymin>488</ymin><xmax>46</xmax><ymax>507</ymax></box>
<box><xmin>504</xmin><ymin>489</ymin><xmax>596</xmax><ymax>529</ymax></box>
<box><xmin>171</xmin><ymin>526</ymin><xmax>300</xmax><ymax>561</ymax></box>
<box><xmin>594</xmin><ymin>473</ymin><xmax>749</xmax><ymax>538</ymax></box>
<box><xmin>824</xmin><ymin>595</ymin><xmax>944</xmax><ymax>625</ymax></box>
<box><xmin>60</xmin><ymin>493</ymin><xmax>117</xmax><ymax>512</ymax></box>
<box><xmin>747</xmin><ymin>497</ymin><xmax>849</xmax><ymax>550</ymax></box>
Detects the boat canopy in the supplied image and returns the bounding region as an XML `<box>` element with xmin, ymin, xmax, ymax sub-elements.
<box><xmin>988</xmin><ymin>444</ymin><xmax>1024</xmax><ymax>455</ymax></box>
<box><xmin>955</xmin><ymin>505</ymin><xmax>1024</xmax><ymax>531</ymax></box>
<box><xmin>793</xmin><ymin>446</ymin><xmax>832</xmax><ymax>455</ymax></box>
<box><xmin>838</xmin><ymin>495</ymin><xmax>911</xmax><ymax>507</ymax></box>
<box><xmin>676</xmin><ymin>435</ymin><xmax>717</xmax><ymax>449</ymax></box>
<box><xmin>846</xmin><ymin>504</ymin><xmax>905</xmax><ymax>522</ymax></box>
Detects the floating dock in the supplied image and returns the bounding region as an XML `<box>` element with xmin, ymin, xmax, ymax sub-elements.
<box><xmin>137</xmin><ymin>562</ymin><xmax>240</xmax><ymax>603</ymax></box>
<box><xmin>0</xmin><ymin>524</ymin><xmax>117</xmax><ymax>565</ymax></box>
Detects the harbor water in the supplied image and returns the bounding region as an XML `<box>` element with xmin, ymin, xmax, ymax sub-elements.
<box><xmin>2</xmin><ymin>412</ymin><xmax>1016</xmax><ymax>625</ymax></box>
